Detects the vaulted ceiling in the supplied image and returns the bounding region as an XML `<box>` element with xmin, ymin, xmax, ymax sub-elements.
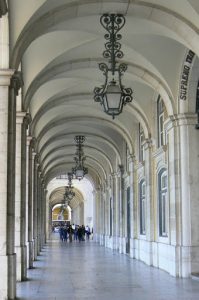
<box><xmin>8</xmin><ymin>0</ymin><xmax>199</xmax><ymax>186</ymax></box>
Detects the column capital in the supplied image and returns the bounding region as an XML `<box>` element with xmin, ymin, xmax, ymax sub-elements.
<box><xmin>32</xmin><ymin>151</ymin><xmax>37</xmax><ymax>159</ymax></box>
<box><xmin>10</xmin><ymin>71</ymin><xmax>23</xmax><ymax>95</ymax></box>
<box><xmin>127</xmin><ymin>154</ymin><xmax>136</xmax><ymax>164</ymax></box>
<box><xmin>0</xmin><ymin>69</ymin><xmax>15</xmax><ymax>85</ymax></box>
<box><xmin>26</xmin><ymin>136</ymin><xmax>32</xmax><ymax>146</ymax></box>
<box><xmin>116</xmin><ymin>164</ymin><xmax>124</xmax><ymax>177</ymax></box>
<box><xmin>143</xmin><ymin>138</ymin><xmax>153</xmax><ymax>150</ymax></box>
<box><xmin>165</xmin><ymin>113</ymin><xmax>198</xmax><ymax>131</ymax></box>
<box><xmin>110</xmin><ymin>170</ymin><xmax>118</xmax><ymax>178</ymax></box>
<box><xmin>16</xmin><ymin>111</ymin><xmax>26</xmax><ymax>124</ymax></box>
<box><xmin>41</xmin><ymin>178</ymin><xmax>45</xmax><ymax>187</ymax></box>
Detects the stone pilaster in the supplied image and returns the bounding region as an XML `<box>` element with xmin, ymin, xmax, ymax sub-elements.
<box><xmin>143</xmin><ymin>140</ymin><xmax>153</xmax><ymax>264</ymax></box>
<box><xmin>33</xmin><ymin>154</ymin><xmax>38</xmax><ymax>260</ymax></box>
<box><xmin>92</xmin><ymin>190</ymin><xmax>97</xmax><ymax>239</ymax></box>
<box><xmin>127</xmin><ymin>155</ymin><xmax>136</xmax><ymax>258</ymax></box>
<box><xmin>176</xmin><ymin>114</ymin><xmax>198</xmax><ymax>276</ymax></box>
<box><xmin>7</xmin><ymin>71</ymin><xmax>23</xmax><ymax>299</ymax></box>
<box><xmin>164</xmin><ymin>116</ymin><xmax>181</xmax><ymax>276</ymax></box>
<box><xmin>96</xmin><ymin>187</ymin><xmax>102</xmax><ymax>242</ymax></box>
<box><xmin>15</xmin><ymin>111</ymin><xmax>26</xmax><ymax>282</ymax></box>
<box><xmin>21</xmin><ymin>114</ymin><xmax>31</xmax><ymax>280</ymax></box>
<box><xmin>48</xmin><ymin>204</ymin><xmax>52</xmax><ymax>239</ymax></box>
<box><xmin>40</xmin><ymin>183</ymin><xmax>46</xmax><ymax>246</ymax></box>
<box><xmin>143</xmin><ymin>140</ymin><xmax>153</xmax><ymax>239</ymax></box>
<box><xmin>27</xmin><ymin>138</ymin><xmax>35</xmax><ymax>269</ymax></box>
<box><xmin>37</xmin><ymin>171</ymin><xmax>42</xmax><ymax>254</ymax></box>
<box><xmin>0</xmin><ymin>69</ymin><xmax>14</xmax><ymax>300</ymax></box>
<box><xmin>118</xmin><ymin>165</ymin><xmax>125</xmax><ymax>253</ymax></box>
<box><xmin>44</xmin><ymin>189</ymin><xmax>48</xmax><ymax>243</ymax></box>
<box><xmin>111</xmin><ymin>173</ymin><xmax>117</xmax><ymax>249</ymax></box>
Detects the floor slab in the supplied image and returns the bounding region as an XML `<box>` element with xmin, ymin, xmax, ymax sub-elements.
<box><xmin>17</xmin><ymin>235</ymin><xmax>199</xmax><ymax>300</ymax></box>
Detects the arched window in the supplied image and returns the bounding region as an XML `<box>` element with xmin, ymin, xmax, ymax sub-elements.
<box><xmin>139</xmin><ymin>123</ymin><xmax>145</xmax><ymax>162</ymax></box>
<box><xmin>158</xmin><ymin>169</ymin><xmax>168</xmax><ymax>237</ymax></box>
<box><xmin>157</xmin><ymin>96</ymin><xmax>166</xmax><ymax>147</ymax></box>
<box><xmin>139</xmin><ymin>180</ymin><xmax>146</xmax><ymax>235</ymax></box>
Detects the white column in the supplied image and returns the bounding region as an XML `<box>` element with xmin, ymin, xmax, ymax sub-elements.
<box><xmin>92</xmin><ymin>190</ymin><xmax>97</xmax><ymax>239</ymax></box>
<box><xmin>15</xmin><ymin>112</ymin><xmax>26</xmax><ymax>281</ymax></box>
<box><xmin>115</xmin><ymin>170</ymin><xmax>120</xmax><ymax>249</ymax></box>
<box><xmin>0</xmin><ymin>69</ymin><xmax>14</xmax><ymax>300</ymax></box>
<box><xmin>48</xmin><ymin>204</ymin><xmax>52</xmax><ymax>240</ymax></box>
<box><xmin>96</xmin><ymin>187</ymin><xmax>103</xmax><ymax>242</ymax></box>
<box><xmin>7</xmin><ymin>71</ymin><xmax>23</xmax><ymax>299</ymax></box>
<box><xmin>33</xmin><ymin>155</ymin><xmax>38</xmax><ymax>260</ymax></box>
<box><xmin>25</xmin><ymin>136</ymin><xmax>32</xmax><ymax>268</ymax></box>
<box><xmin>178</xmin><ymin>114</ymin><xmax>199</xmax><ymax>276</ymax></box>
<box><xmin>20</xmin><ymin>116</ymin><xmax>30</xmax><ymax>281</ymax></box>
<box><xmin>112</xmin><ymin>173</ymin><xmax>117</xmax><ymax>249</ymax></box>
<box><xmin>118</xmin><ymin>165</ymin><xmax>125</xmax><ymax>253</ymax></box>
<box><xmin>164</xmin><ymin>117</ymin><xmax>181</xmax><ymax>276</ymax></box>
<box><xmin>128</xmin><ymin>155</ymin><xmax>135</xmax><ymax>258</ymax></box>
<box><xmin>144</xmin><ymin>140</ymin><xmax>153</xmax><ymax>265</ymax></box>
<box><xmin>28</xmin><ymin>140</ymin><xmax>35</xmax><ymax>268</ymax></box>
<box><xmin>44</xmin><ymin>188</ymin><xmax>48</xmax><ymax>244</ymax></box>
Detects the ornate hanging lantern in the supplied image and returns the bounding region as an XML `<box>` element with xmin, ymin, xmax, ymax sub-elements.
<box><xmin>64</xmin><ymin>172</ymin><xmax>75</xmax><ymax>202</ymax></box>
<box><xmin>72</xmin><ymin>136</ymin><xmax>88</xmax><ymax>180</ymax></box>
<box><xmin>94</xmin><ymin>14</ymin><xmax>133</xmax><ymax>119</ymax></box>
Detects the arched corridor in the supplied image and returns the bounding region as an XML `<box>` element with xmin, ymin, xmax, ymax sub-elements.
<box><xmin>0</xmin><ymin>0</ymin><xmax>199</xmax><ymax>299</ymax></box>
<box><xmin>17</xmin><ymin>235</ymin><xmax>199</xmax><ymax>300</ymax></box>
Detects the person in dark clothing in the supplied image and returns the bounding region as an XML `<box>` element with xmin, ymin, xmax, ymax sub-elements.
<box><xmin>63</xmin><ymin>227</ymin><xmax>68</xmax><ymax>241</ymax></box>
<box><xmin>59</xmin><ymin>226</ymin><xmax>64</xmax><ymax>241</ymax></box>
<box><xmin>68</xmin><ymin>225</ymin><xmax>73</xmax><ymax>242</ymax></box>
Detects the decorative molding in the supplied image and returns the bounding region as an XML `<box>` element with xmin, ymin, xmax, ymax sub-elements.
<box><xmin>152</xmin><ymin>145</ymin><xmax>167</xmax><ymax>159</ymax></box>
<box><xmin>0</xmin><ymin>69</ymin><xmax>15</xmax><ymax>85</ymax></box>
<box><xmin>143</xmin><ymin>139</ymin><xmax>153</xmax><ymax>151</ymax></box>
<box><xmin>134</xmin><ymin>161</ymin><xmax>145</xmax><ymax>171</ymax></box>
<box><xmin>16</xmin><ymin>111</ymin><xmax>26</xmax><ymax>124</ymax></box>
<box><xmin>167</xmin><ymin>113</ymin><xmax>198</xmax><ymax>127</ymax></box>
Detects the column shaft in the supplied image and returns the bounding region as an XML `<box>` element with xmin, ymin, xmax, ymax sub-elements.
<box><xmin>0</xmin><ymin>69</ymin><xmax>14</xmax><ymax>299</ymax></box>
<box><xmin>28</xmin><ymin>141</ymin><xmax>34</xmax><ymax>268</ymax></box>
<box><xmin>15</xmin><ymin>112</ymin><xmax>26</xmax><ymax>281</ymax></box>
<box><xmin>33</xmin><ymin>156</ymin><xmax>38</xmax><ymax>260</ymax></box>
<box><xmin>7</xmin><ymin>72</ymin><xmax>23</xmax><ymax>299</ymax></box>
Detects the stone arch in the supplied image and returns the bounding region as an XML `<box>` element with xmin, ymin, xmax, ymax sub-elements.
<box><xmin>10</xmin><ymin>0</ymin><xmax>199</xmax><ymax>69</ymax></box>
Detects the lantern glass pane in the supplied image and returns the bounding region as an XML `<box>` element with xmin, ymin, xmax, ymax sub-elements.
<box><xmin>106</xmin><ymin>83</ymin><xmax>121</xmax><ymax>110</ymax></box>
<box><xmin>76</xmin><ymin>169</ymin><xmax>84</xmax><ymax>178</ymax></box>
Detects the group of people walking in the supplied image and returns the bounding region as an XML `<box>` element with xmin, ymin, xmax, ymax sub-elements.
<box><xmin>54</xmin><ymin>224</ymin><xmax>92</xmax><ymax>242</ymax></box>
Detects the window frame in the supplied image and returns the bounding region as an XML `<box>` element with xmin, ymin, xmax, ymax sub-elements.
<box><xmin>158</xmin><ymin>169</ymin><xmax>168</xmax><ymax>237</ymax></box>
<box><xmin>139</xmin><ymin>179</ymin><xmax>146</xmax><ymax>235</ymax></box>
<box><xmin>157</xmin><ymin>96</ymin><xmax>165</xmax><ymax>147</ymax></box>
<box><xmin>139</xmin><ymin>123</ymin><xmax>145</xmax><ymax>162</ymax></box>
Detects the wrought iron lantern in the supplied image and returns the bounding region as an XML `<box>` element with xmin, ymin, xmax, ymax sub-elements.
<box><xmin>64</xmin><ymin>172</ymin><xmax>75</xmax><ymax>202</ymax></box>
<box><xmin>94</xmin><ymin>14</ymin><xmax>133</xmax><ymax>119</ymax></box>
<box><xmin>72</xmin><ymin>136</ymin><xmax>88</xmax><ymax>180</ymax></box>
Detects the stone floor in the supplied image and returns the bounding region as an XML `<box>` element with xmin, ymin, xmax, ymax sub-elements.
<box><xmin>17</xmin><ymin>235</ymin><xmax>199</xmax><ymax>300</ymax></box>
